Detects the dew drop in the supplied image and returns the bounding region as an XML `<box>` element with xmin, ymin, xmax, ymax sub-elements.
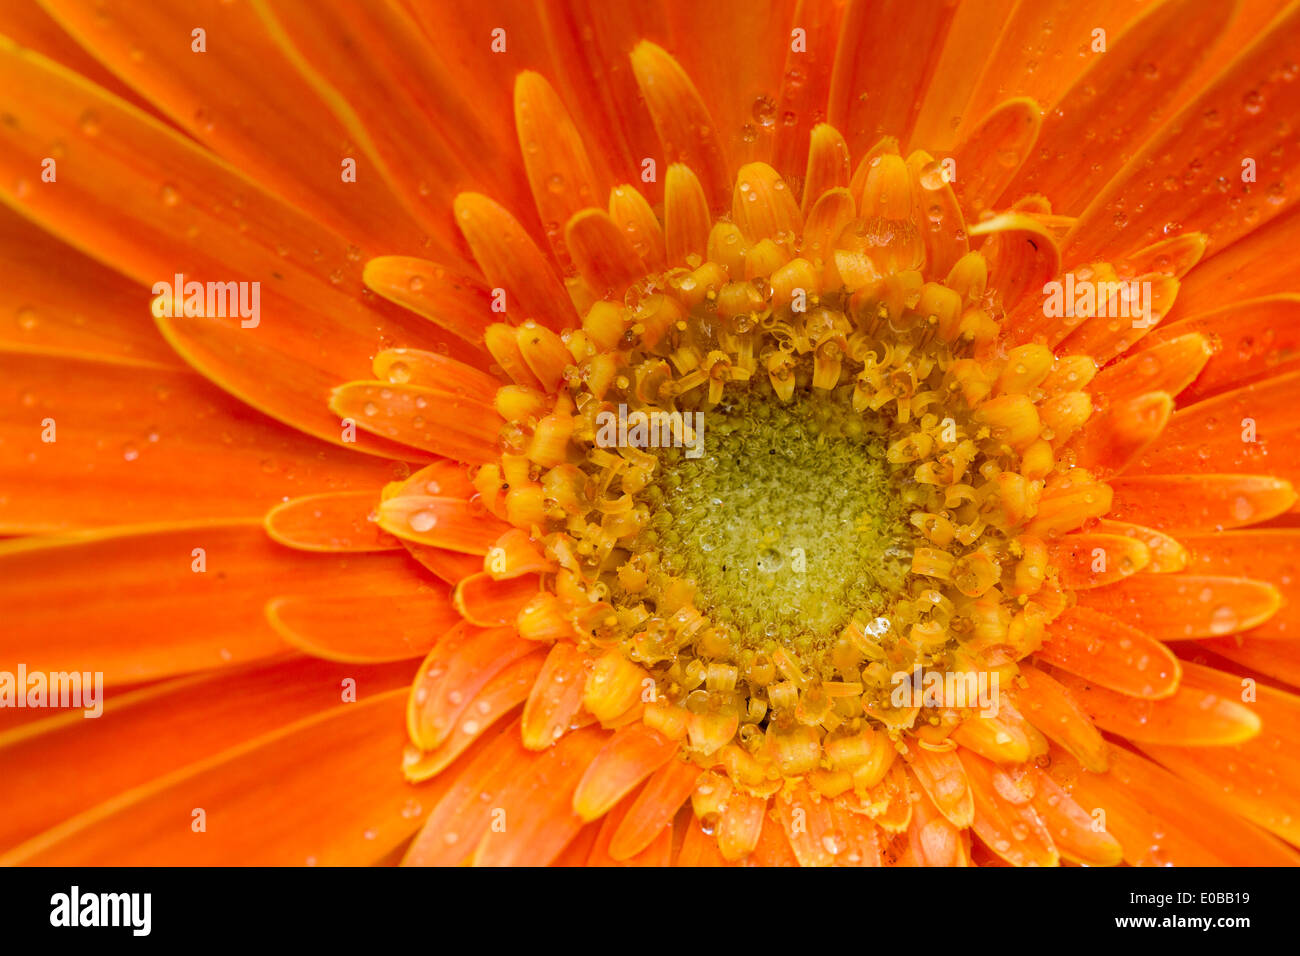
<box><xmin>408</xmin><ymin>510</ymin><xmax>438</xmax><ymax>532</ymax></box>
<box><xmin>1209</xmin><ymin>605</ymin><xmax>1238</xmax><ymax>635</ymax></box>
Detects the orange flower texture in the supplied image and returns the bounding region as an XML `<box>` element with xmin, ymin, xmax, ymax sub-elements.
<box><xmin>2</xmin><ymin>0</ymin><xmax>1300</xmax><ymax>869</ymax></box>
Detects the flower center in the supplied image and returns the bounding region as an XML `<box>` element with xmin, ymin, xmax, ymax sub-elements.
<box><xmin>451</xmin><ymin>150</ymin><xmax>1112</xmax><ymax>786</ymax></box>
<box><xmin>640</xmin><ymin>380</ymin><xmax>912</xmax><ymax>666</ymax></box>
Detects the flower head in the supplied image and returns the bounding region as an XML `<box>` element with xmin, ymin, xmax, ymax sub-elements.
<box><xmin>2</xmin><ymin>1</ymin><xmax>1300</xmax><ymax>868</ymax></box>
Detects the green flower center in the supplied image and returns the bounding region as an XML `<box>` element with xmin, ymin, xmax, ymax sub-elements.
<box><xmin>638</xmin><ymin>380</ymin><xmax>913</xmax><ymax>670</ymax></box>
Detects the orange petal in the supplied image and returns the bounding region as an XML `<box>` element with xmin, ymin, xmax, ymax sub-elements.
<box><xmin>715</xmin><ymin>789</ymin><xmax>768</xmax><ymax>862</ymax></box>
<box><xmin>1051</xmin><ymin>746</ymin><xmax>1299</xmax><ymax>866</ymax></box>
<box><xmin>553</xmin><ymin>822</ymin><xmax>603</xmax><ymax>867</ymax></box>
<box><xmin>1023</xmin><ymin>469</ymin><xmax>1112</xmax><ymax>537</ymax></box>
<box><xmin>0</xmin><ymin>523</ymin><xmax>422</xmax><ymax>685</ymax></box>
<box><xmin>1068</xmin><ymin>391</ymin><xmax>1173</xmax><ymax>475</ymax></box>
<box><xmin>1037</xmin><ymin>606</ymin><xmax>1181</xmax><ymax>698</ymax></box>
<box><xmin>572</xmin><ymin>724</ymin><xmax>678</xmax><ymax>821</ymax></box>
<box><xmin>957</xmin><ymin>748</ymin><xmax>1059</xmax><ymax>867</ymax></box>
<box><xmin>362</xmin><ymin>257</ymin><xmax>496</xmax><ymax>349</ymax></box>
<box><xmin>1056</xmin><ymin>274</ymin><xmax>1180</xmax><ymax>364</ymax></box>
<box><xmin>663</xmin><ymin>163</ymin><xmax>711</xmax><ymax>266</ymax></box>
<box><xmin>4</xmin><ymin>689</ymin><xmax>425</xmax><ymax>865</ymax></box>
<box><xmin>856</xmin><ymin>761</ymin><xmax>914</xmax><ymax>833</ymax></box>
<box><xmin>514</xmin><ymin>71</ymin><xmax>602</xmax><ymax>258</ymax></box>
<box><xmin>771</xmin><ymin>1</ymin><xmax>846</xmax><ymax>180</ymax></box>
<box><xmin>1015</xmin><ymin>663</ymin><xmax>1110</xmax><ymax>773</ymax></box>
<box><xmin>1107</xmin><ymin>475</ymin><xmax>1297</xmax><ymax>532</ymax></box>
<box><xmin>826</xmin><ymin>0</ymin><xmax>957</xmax><ymax>156</ymax></box>
<box><xmin>802</xmin><ymin>186</ymin><xmax>857</xmax><ymax>268</ymax></box>
<box><xmin>1006</xmin><ymin>0</ymin><xmax>1236</xmax><ymax>215</ymax></box>
<box><xmin>267</xmin><ymin>588</ymin><xmax>457</xmax><ymax>663</ymax></box>
<box><xmin>1141</xmin><ymin>296</ymin><xmax>1300</xmax><ymax>403</ymax></box>
<box><xmin>906</xmin><ymin>781</ymin><xmax>971</xmax><ymax>867</ymax></box>
<box><xmin>1133</xmin><ymin>371</ymin><xmax>1300</xmax><ymax>486</ymax></box>
<box><xmin>629</xmin><ymin>41</ymin><xmax>729</xmax><ymax>212</ymax></box>
<box><xmin>377</xmin><ymin>495</ymin><xmax>512</xmax><ymax>555</ymax></box>
<box><xmin>402</xmin><ymin>718</ymin><xmax>530</xmax><ymax>866</ymax></box>
<box><xmin>264</xmin><ymin>492</ymin><xmax>401</xmax><ymax>553</ymax></box>
<box><xmin>1075</xmin><ymin>573</ymin><xmax>1281</xmax><ymax>641</ymax></box>
<box><xmin>1200</xmin><ymin>635</ymin><xmax>1300</xmax><ymax>689</ymax></box>
<box><xmin>1174</xmin><ymin>206</ymin><xmax>1300</xmax><ymax>318</ymax></box>
<box><xmin>1088</xmin><ymin>332</ymin><xmax>1212</xmax><ymax>406</ymax></box>
<box><xmin>472</xmin><ymin>724</ymin><xmax>609</xmax><ymax>866</ymax></box>
<box><xmin>609</xmin><ymin>757</ymin><xmax>701</xmax><ymax>861</ymax></box>
<box><xmin>676</xmin><ymin>815</ymin><xmax>736</xmax><ymax>867</ymax></box>
<box><xmin>907</xmin><ymin>0</ymin><xmax>1016</xmax><ymax>154</ymax></box>
<box><xmin>407</xmin><ymin>624</ymin><xmax>536</xmax><ymax>750</ymax></box>
<box><xmin>369</xmin><ymin>349</ymin><xmax>500</xmax><ymax>403</ymax></box>
<box><xmin>1027</xmin><ymin>768</ymin><xmax>1122</xmax><ymax>866</ymax></box>
<box><xmin>0</xmin><ymin>655</ymin><xmax>413</xmax><ymax>852</ymax></box>
<box><xmin>828</xmin><ymin>797</ymin><xmax>884</xmax><ymax>867</ymax></box>
<box><xmin>0</xmin><ymin>38</ymin><xmax>487</xmax><ymax>457</ymax></box>
<box><xmin>1064</xmin><ymin>4</ymin><xmax>1300</xmax><ymax>265</ymax></box>
<box><xmin>1051</xmin><ymin>665</ymin><xmax>1261</xmax><ymax>746</ymax></box>
<box><xmin>969</xmin><ymin>213</ymin><xmax>1060</xmax><ymax>321</ymax></box>
<box><xmin>254</xmin><ymin>0</ymin><xmax>539</xmax><ymax>256</ymax></box>
<box><xmin>403</xmin><ymin>651</ymin><xmax>545</xmax><ymax>783</ymax></box>
<box><xmin>0</xmin><ymin>205</ymin><xmax>182</xmax><ymax>368</ymax></box>
<box><xmin>1092</xmin><ymin>520</ymin><xmax>1188</xmax><ymax>574</ymax></box>
<box><xmin>905</xmin><ymin>743</ymin><xmax>975</xmax><ymax>828</ymax></box>
<box><xmin>484</xmin><ymin>528</ymin><xmax>555</xmax><ymax>581</ymax></box>
<box><xmin>960</xmin><ymin>0</ymin><xmax>1150</xmax><ymax>140</ymax></box>
<box><xmin>1049</xmin><ymin>533</ymin><xmax>1152</xmax><ymax>589</ymax></box>
<box><xmin>329</xmin><ymin>380</ymin><xmax>500</xmax><ymax>463</ymax></box>
<box><xmin>585</xmin><ymin>791</ymin><xmax>673</xmax><ymax>866</ymax></box>
<box><xmin>608</xmin><ymin>185</ymin><xmax>666</xmax><ymax>272</ymax></box>
<box><xmin>906</xmin><ymin>149</ymin><xmax>969</xmax><ymax>279</ymax></box>
<box><xmin>3</xmin><ymin>1</ymin><xmax>171</xmax><ymax>116</ymax></box>
<box><xmin>951</xmin><ymin>98</ymin><xmax>1041</xmax><ymax>218</ymax></box>
<box><xmin>0</xmin><ymin>353</ymin><xmax>399</xmax><ymax>533</ymax></box>
<box><xmin>521</xmin><ymin>641</ymin><xmax>593</xmax><ymax>751</ymax></box>
<box><xmin>951</xmin><ymin>711</ymin><xmax>1032</xmax><ymax>765</ymax></box>
<box><xmin>1179</xmin><ymin>529</ymin><xmax>1300</xmax><ymax>640</ymax></box>
<box><xmin>801</xmin><ymin>124</ymin><xmax>851</xmax><ymax>212</ymax></box>
<box><xmin>732</xmin><ymin>162</ymin><xmax>802</xmax><ymax>244</ymax></box>
<box><xmin>401</xmin><ymin>540</ymin><xmax>486</xmax><ymax>587</ymax></box>
<box><xmin>454</xmin><ymin>572</ymin><xmax>539</xmax><ymax>628</ymax></box>
<box><xmin>774</xmin><ymin>781</ymin><xmax>839</xmax><ymax>867</ymax></box>
<box><xmin>389</xmin><ymin>460</ymin><xmax>478</xmax><ymax>500</ymax></box>
<box><xmin>453</xmin><ymin>192</ymin><xmax>576</xmax><ymax>333</ymax></box>
<box><xmin>749</xmin><ymin>809</ymin><xmax>800</xmax><ymax>866</ymax></box>
<box><xmin>566</xmin><ymin>208</ymin><xmax>645</xmax><ymax>297</ymax></box>
<box><xmin>1115</xmin><ymin>232</ymin><xmax>1209</xmax><ymax>281</ymax></box>
<box><xmin>1139</xmin><ymin>665</ymin><xmax>1300</xmax><ymax>846</ymax></box>
<box><xmin>38</xmin><ymin>0</ymin><xmax>428</xmax><ymax>253</ymax></box>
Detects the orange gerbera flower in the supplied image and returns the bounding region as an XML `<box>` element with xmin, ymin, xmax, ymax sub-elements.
<box><xmin>1</xmin><ymin>0</ymin><xmax>1299</xmax><ymax>868</ymax></box>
